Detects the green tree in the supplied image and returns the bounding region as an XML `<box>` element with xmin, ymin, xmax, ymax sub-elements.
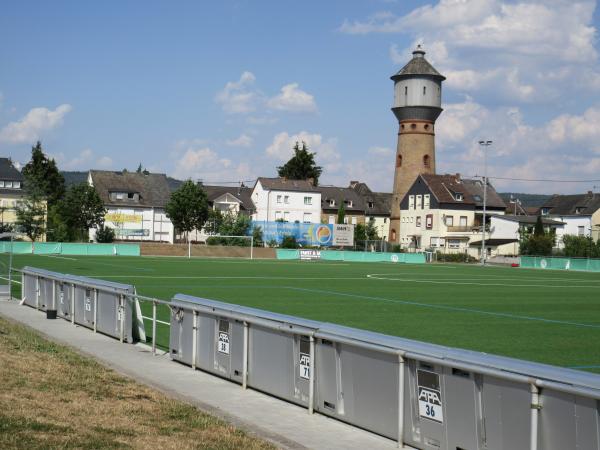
<box><xmin>280</xmin><ymin>235</ymin><xmax>298</xmax><ymax>249</ymax></box>
<box><xmin>252</xmin><ymin>225</ymin><xmax>263</xmax><ymax>247</ymax></box>
<box><xmin>15</xmin><ymin>195</ymin><xmax>46</xmax><ymax>241</ymax></box>
<box><xmin>21</xmin><ymin>142</ymin><xmax>65</xmax><ymax>205</ymax></box>
<box><xmin>337</xmin><ymin>202</ymin><xmax>346</xmax><ymax>224</ymax></box>
<box><xmin>519</xmin><ymin>234</ymin><xmax>554</xmax><ymax>256</ymax></box>
<box><xmin>59</xmin><ymin>183</ymin><xmax>107</xmax><ymax>241</ymax></box>
<box><xmin>165</xmin><ymin>180</ymin><xmax>208</xmax><ymax>242</ymax></box>
<box><xmin>562</xmin><ymin>234</ymin><xmax>600</xmax><ymax>258</ymax></box>
<box><xmin>206</xmin><ymin>211</ymin><xmax>253</xmax><ymax>246</ymax></box>
<box><xmin>277</xmin><ymin>141</ymin><xmax>323</xmax><ymax>186</ymax></box>
<box><xmin>95</xmin><ymin>225</ymin><xmax>115</xmax><ymax>243</ymax></box>
<box><xmin>533</xmin><ymin>215</ymin><xmax>545</xmax><ymax>236</ymax></box>
<box><xmin>365</xmin><ymin>217</ymin><xmax>379</xmax><ymax>240</ymax></box>
<box><xmin>46</xmin><ymin>204</ymin><xmax>71</xmax><ymax>242</ymax></box>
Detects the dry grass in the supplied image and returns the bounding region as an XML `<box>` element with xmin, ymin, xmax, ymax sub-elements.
<box><xmin>0</xmin><ymin>316</ymin><xmax>276</xmax><ymax>449</ymax></box>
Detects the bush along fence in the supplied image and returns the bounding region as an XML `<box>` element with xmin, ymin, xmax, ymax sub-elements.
<box><xmin>521</xmin><ymin>255</ymin><xmax>600</xmax><ymax>272</ymax></box>
<box><xmin>0</xmin><ymin>241</ymin><xmax>140</xmax><ymax>256</ymax></box>
<box><xmin>17</xmin><ymin>265</ymin><xmax>600</xmax><ymax>450</ymax></box>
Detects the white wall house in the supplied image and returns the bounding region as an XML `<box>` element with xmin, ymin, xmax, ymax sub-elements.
<box><xmin>399</xmin><ymin>174</ymin><xmax>506</xmax><ymax>254</ymax></box>
<box><xmin>88</xmin><ymin>170</ymin><xmax>175</xmax><ymax>243</ymax></box>
<box><xmin>540</xmin><ymin>192</ymin><xmax>600</xmax><ymax>244</ymax></box>
<box><xmin>251</xmin><ymin>177</ymin><xmax>321</xmax><ymax>224</ymax></box>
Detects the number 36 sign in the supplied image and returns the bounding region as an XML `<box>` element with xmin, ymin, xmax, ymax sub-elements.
<box><xmin>417</xmin><ymin>369</ymin><xmax>444</xmax><ymax>423</ymax></box>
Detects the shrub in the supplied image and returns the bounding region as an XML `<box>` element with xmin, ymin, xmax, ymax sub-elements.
<box><xmin>435</xmin><ymin>252</ymin><xmax>477</xmax><ymax>263</ymax></box>
<box><xmin>95</xmin><ymin>226</ymin><xmax>115</xmax><ymax>243</ymax></box>
<box><xmin>280</xmin><ymin>235</ymin><xmax>298</xmax><ymax>249</ymax></box>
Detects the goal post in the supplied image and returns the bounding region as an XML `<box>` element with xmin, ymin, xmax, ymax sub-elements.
<box><xmin>193</xmin><ymin>235</ymin><xmax>254</xmax><ymax>259</ymax></box>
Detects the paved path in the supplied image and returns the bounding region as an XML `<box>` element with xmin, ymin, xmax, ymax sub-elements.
<box><xmin>0</xmin><ymin>300</ymin><xmax>409</xmax><ymax>450</ymax></box>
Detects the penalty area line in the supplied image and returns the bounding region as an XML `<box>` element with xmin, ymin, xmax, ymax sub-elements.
<box><xmin>287</xmin><ymin>286</ymin><xmax>600</xmax><ymax>330</ymax></box>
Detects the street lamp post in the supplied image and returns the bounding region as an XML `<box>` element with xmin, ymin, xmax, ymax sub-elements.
<box><xmin>479</xmin><ymin>140</ymin><xmax>492</xmax><ymax>265</ymax></box>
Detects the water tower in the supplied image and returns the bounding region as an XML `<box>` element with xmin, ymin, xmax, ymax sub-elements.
<box><xmin>388</xmin><ymin>45</ymin><xmax>445</xmax><ymax>243</ymax></box>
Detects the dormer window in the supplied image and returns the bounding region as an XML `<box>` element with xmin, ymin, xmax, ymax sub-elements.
<box><xmin>368</xmin><ymin>201</ymin><xmax>374</xmax><ymax>208</ymax></box>
<box><xmin>455</xmin><ymin>193</ymin><xmax>463</xmax><ymax>201</ymax></box>
<box><xmin>347</xmin><ymin>200</ymin><xmax>353</xmax><ymax>208</ymax></box>
<box><xmin>541</xmin><ymin>208</ymin><xmax>550</xmax><ymax>216</ymax></box>
<box><xmin>576</xmin><ymin>207</ymin><xmax>585</xmax><ymax>214</ymax></box>
<box><xmin>329</xmin><ymin>199</ymin><xmax>335</xmax><ymax>207</ymax></box>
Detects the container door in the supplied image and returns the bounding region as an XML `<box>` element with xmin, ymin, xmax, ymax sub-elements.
<box><xmin>57</xmin><ymin>282</ymin><xmax>69</xmax><ymax>317</ymax></box>
<box><xmin>407</xmin><ymin>363</ymin><xmax>445</xmax><ymax>450</ymax></box>
<box><xmin>214</xmin><ymin>319</ymin><xmax>231</xmax><ymax>376</ymax></box>
<box><xmin>294</xmin><ymin>336</ymin><xmax>311</xmax><ymax>403</ymax></box>
<box><xmin>83</xmin><ymin>288</ymin><xmax>94</xmax><ymax>325</ymax></box>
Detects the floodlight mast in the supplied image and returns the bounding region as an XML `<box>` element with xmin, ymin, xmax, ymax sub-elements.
<box><xmin>478</xmin><ymin>140</ymin><xmax>492</xmax><ymax>265</ymax></box>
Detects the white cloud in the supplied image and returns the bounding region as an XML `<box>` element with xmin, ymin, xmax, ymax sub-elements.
<box><xmin>0</xmin><ymin>104</ymin><xmax>72</xmax><ymax>143</ymax></box>
<box><xmin>215</xmin><ymin>71</ymin><xmax>259</xmax><ymax>114</ymax></box>
<box><xmin>368</xmin><ymin>146</ymin><xmax>393</xmax><ymax>156</ymax></box>
<box><xmin>226</xmin><ymin>133</ymin><xmax>254</xmax><ymax>147</ymax></box>
<box><xmin>51</xmin><ymin>148</ymin><xmax>114</xmax><ymax>170</ymax></box>
<box><xmin>216</xmin><ymin>73</ymin><xmax>317</xmax><ymax>115</ymax></box>
<box><xmin>267</xmin><ymin>83</ymin><xmax>317</xmax><ymax>112</ymax></box>
<box><xmin>173</xmin><ymin>144</ymin><xmax>253</xmax><ymax>182</ymax></box>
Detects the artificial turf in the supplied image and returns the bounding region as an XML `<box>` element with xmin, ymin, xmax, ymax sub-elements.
<box><xmin>5</xmin><ymin>253</ymin><xmax>600</xmax><ymax>372</ymax></box>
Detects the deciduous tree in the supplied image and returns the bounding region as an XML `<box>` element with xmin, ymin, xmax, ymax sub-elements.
<box><xmin>165</xmin><ymin>180</ymin><xmax>208</xmax><ymax>242</ymax></box>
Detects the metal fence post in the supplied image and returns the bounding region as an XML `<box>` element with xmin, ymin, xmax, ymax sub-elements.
<box><xmin>191</xmin><ymin>310</ymin><xmax>198</xmax><ymax>370</ymax></box>
<box><xmin>309</xmin><ymin>335</ymin><xmax>315</xmax><ymax>414</ymax></box>
<box><xmin>243</xmin><ymin>321</ymin><xmax>249</xmax><ymax>389</ymax></box>
<box><xmin>530</xmin><ymin>384</ymin><xmax>540</xmax><ymax>450</ymax></box>
<box><xmin>119</xmin><ymin>294</ymin><xmax>124</xmax><ymax>343</ymax></box>
<box><xmin>397</xmin><ymin>354</ymin><xmax>405</xmax><ymax>448</ymax></box>
<box><xmin>52</xmin><ymin>279</ymin><xmax>56</xmax><ymax>311</ymax></box>
<box><xmin>152</xmin><ymin>300</ymin><xmax>157</xmax><ymax>356</ymax></box>
<box><xmin>71</xmin><ymin>283</ymin><xmax>75</xmax><ymax>324</ymax></box>
<box><xmin>93</xmin><ymin>289</ymin><xmax>98</xmax><ymax>333</ymax></box>
<box><xmin>36</xmin><ymin>276</ymin><xmax>39</xmax><ymax>310</ymax></box>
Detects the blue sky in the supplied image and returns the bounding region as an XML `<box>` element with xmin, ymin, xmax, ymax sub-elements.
<box><xmin>0</xmin><ymin>0</ymin><xmax>599</xmax><ymax>193</ymax></box>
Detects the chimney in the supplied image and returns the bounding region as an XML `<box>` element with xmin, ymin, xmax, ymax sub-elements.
<box><xmin>349</xmin><ymin>180</ymin><xmax>359</xmax><ymax>188</ymax></box>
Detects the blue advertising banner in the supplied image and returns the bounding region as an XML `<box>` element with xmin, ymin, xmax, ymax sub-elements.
<box><xmin>250</xmin><ymin>221</ymin><xmax>335</xmax><ymax>246</ymax></box>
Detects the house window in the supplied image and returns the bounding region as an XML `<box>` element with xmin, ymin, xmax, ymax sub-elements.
<box><xmin>578</xmin><ymin>226</ymin><xmax>585</xmax><ymax>236</ymax></box>
<box><xmin>284</xmin><ymin>196</ymin><xmax>290</xmax><ymax>204</ymax></box>
<box><xmin>576</xmin><ymin>207</ymin><xmax>584</xmax><ymax>214</ymax></box>
<box><xmin>328</xmin><ymin>215</ymin><xmax>335</xmax><ymax>224</ymax></box>
<box><xmin>347</xmin><ymin>200</ymin><xmax>353</xmax><ymax>208</ymax></box>
<box><xmin>384</xmin><ymin>218</ymin><xmax>387</xmax><ymax>223</ymax></box>
<box><xmin>303</xmin><ymin>213</ymin><xmax>312</xmax><ymax>223</ymax></box>
<box><xmin>275</xmin><ymin>211</ymin><xmax>282</xmax><ymax>220</ymax></box>
<box><xmin>128</xmin><ymin>192</ymin><xmax>135</xmax><ymax>199</ymax></box>
<box><xmin>410</xmin><ymin>217</ymin><xmax>414</xmax><ymax>223</ymax></box>
<box><xmin>13</xmin><ymin>181</ymin><xmax>20</xmax><ymax>189</ymax></box>
<box><xmin>368</xmin><ymin>201</ymin><xmax>374</xmax><ymax>208</ymax></box>
<box><xmin>460</xmin><ymin>216</ymin><xmax>468</xmax><ymax>227</ymax></box>
<box><xmin>304</xmin><ymin>196</ymin><xmax>312</xmax><ymax>205</ymax></box>
<box><xmin>329</xmin><ymin>199</ymin><xmax>335</xmax><ymax>207</ymax></box>
<box><xmin>416</xmin><ymin>216</ymin><xmax>421</xmax><ymax>227</ymax></box>
<box><xmin>423</xmin><ymin>155</ymin><xmax>430</xmax><ymax>168</ymax></box>
<box><xmin>0</xmin><ymin>181</ymin><xmax>4</xmax><ymax>187</ymax></box>
<box><xmin>116</xmin><ymin>193</ymin><xmax>124</xmax><ymax>200</ymax></box>
<box><xmin>396</xmin><ymin>154</ymin><xmax>402</xmax><ymax>167</ymax></box>
<box><xmin>344</xmin><ymin>216</ymin><xmax>349</xmax><ymax>224</ymax></box>
<box><xmin>416</xmin><ymin>195</ymin><xmax>422</xmax><ymax>209</ymax></box>
<box><xmin>424</xmin><ymin>194</ymin><xmax>430</xmax><ymax>208</ymax></box>
<box><xmin>277</xmin><ymin>195</ymin><xmax>282</xmax><ymax>204</ymax></box>
<box><xmin>409</xmin><ymin>195</ymin><xmax>415</xmax><ymax>210</ymax></box>
<box><xmin>283</xmin><ymin>211</ymin><xmax>290</xmax><ymax>221</ymax></box>
<box><xmin>455</xmin><ymin>193</ymin><xmax>463</xmax><ymax>201</ymax></box>
<box><xmin>541</xmin><ymin>208</ymin><xmax>549</xmax><ymax>215</ymax></box>
<box><xmin>426</xmin><ymin>214</ymin><xmax>433</xmax><ymax>229</ymax></box>
<box><xmin>5</xmin><ymin>181</ymin><xmax>12</xmax><ymax>188</ymax></box>
<box><xmin>445</xmin><ymin>216</ymin><xmax>454</xmax><ymax>227</ymax></box>
<box><xmin>448</xmin><ymin>239</ymin><xmax>460</xmax><ymax>249</ymax></box>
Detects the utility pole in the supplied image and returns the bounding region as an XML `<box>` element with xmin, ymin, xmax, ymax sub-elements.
<box><xmin>479</xmin><ymin>140</ymin><xmax>492</xmax><ymax>265</ymax></box>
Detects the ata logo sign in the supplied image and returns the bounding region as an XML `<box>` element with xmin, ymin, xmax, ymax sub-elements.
<box><xmin>417</xmin><ymin>370</ymin><xmax>444</xmax><ymax>423</ymax></box>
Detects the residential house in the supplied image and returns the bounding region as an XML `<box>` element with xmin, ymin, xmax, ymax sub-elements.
<box><xmin>0</xmin><ymin>158</ymin><xmax>32</xmax><ymax>235</ymax></box>
<box><xmin>540</xmin><ymin>192</ymin><xmax>600</xmax><ymax>245</ymax></box>
<box><xmin>348</xmin><ymin>181</ymin><xmax>392</xmax><ymax>239</ymax></box>
<box><xmin>251</xmin><ymin>177</ymin><xmax>321</xmax><ymax>224</ymax></box>
<box><xmin>88</xmin><ymin>170</ymin><xmax>174</xmax><ymax>243</ymax></box>
<box><xmin>469</xmin><ymin>215</ymin><xmax>565</xmax><ymax>257</ymax></box>
<box><xmin>399</xmin><ymin>173</ymin><xmax>506</xmax><ymax>253</ymax></box>
<box><xmin>318</xmin><ymin>186</ymin><xmax>365</xmax><ymax>226</ymax></box>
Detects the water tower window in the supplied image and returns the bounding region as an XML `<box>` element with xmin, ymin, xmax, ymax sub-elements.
<box><xmin>423</xmin><ymin>155</ymin><xmax>430</xmax><ymax>168</ymax></box>
<box><xmin>424</xmin><ymin>124</ymin><xmax>429</xmax><ymax>130</ymax></box>
<box><xmin>411</xmin><ymin>123</ymin><xmax>417</xmax><ymax>130</ymax></box>
<box><xmin>396</xmin><ymin>154</ymin><xmax>402</xmax><ymax>167</ymax></box>
<box><xmin>423</xmin><ymin>86</ymin><xmax>426</xmax><ymax>95</ymax></box>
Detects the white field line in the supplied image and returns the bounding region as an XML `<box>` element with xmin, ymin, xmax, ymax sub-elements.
<box><xmin>88</xmin><ymin>275</ymin><xmax>363</xmax><ymax>281</ymax></box>
<box><xmin>368</xmin><ymin>272</ymin><xmax>600</xmax><ymax>284</ymax></box>
<box><xmin>366</xmin><ymin>274</ymin><xmax>600</xmax><ymax>289</ymax></box>
<box><xmin>38</xmin><ymin>254</ymin><xmax>77</xmax><ymax>261</ymax></box>
<box><xmin>137</xmin><ymin>256</ymin><xmax>352</xmax><ymax>266</ymax></box>
<box><xmin>141</xmin><ymin>315</ymin><xmax>170</xmax><ymax>326</ymax></box>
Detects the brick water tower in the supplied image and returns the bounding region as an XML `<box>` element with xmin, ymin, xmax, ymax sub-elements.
<box><xmin>388</xmin><ymin>46</ymin><xmax>445</xmax><ymax>243</ymax></box>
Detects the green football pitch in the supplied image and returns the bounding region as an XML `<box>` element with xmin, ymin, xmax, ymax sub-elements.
<box><xmin>6</xmin><ymin>254</ymin><xmax>600</xmax><ymax>372</ymax></box>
